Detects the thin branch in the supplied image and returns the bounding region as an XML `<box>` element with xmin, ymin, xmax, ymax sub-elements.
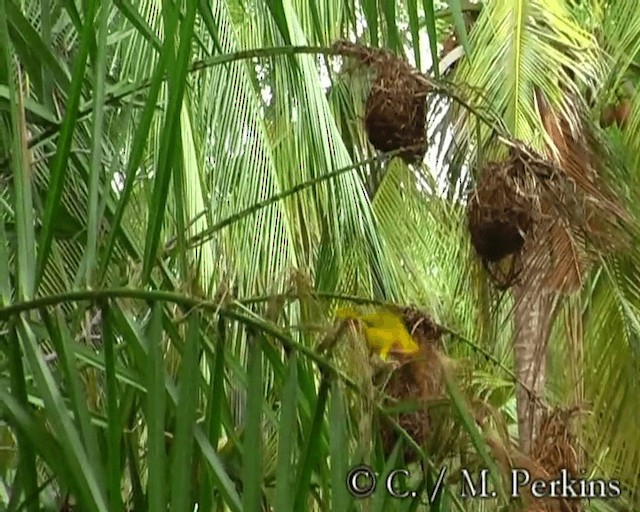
<box><xmin>0</xmin><ymin>44</ymin><xmax>511</xmax><ymax>171</ymax></box>
<box><xmin>0</xmin><ymin>287</ymin><xmax>358</xmax><ymax>391</ymax></box>
<box><xmin>167</xmin><ymin>151</ymin><xmax>401</xmax><ymax>254</ymax></box>
<box><xmin>239</xmin><ymin>290</ymin><xmax>545</xmax><ymax>404</ymax></box>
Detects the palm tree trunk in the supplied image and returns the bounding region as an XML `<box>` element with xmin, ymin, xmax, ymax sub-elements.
<box><xmin>513</xmin><ymin>283</ymin><xmax>555</xmax><ymax>454</ymax></box>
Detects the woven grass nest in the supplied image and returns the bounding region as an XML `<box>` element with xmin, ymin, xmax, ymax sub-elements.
<box><xmin>467</xmin><ymin>147</ymin><xmax>549</xmax><ymax>289</ymax></box>
<box><xmin>334</xmin><ymin>40</ymin><xmax>430</xmax><ymax>163</ymax></box>
<box><xmin>529</xmin><ymin>408</ymin><xmax>582</xmax><ymax>512</ymax></box>
<box><xmin>377</xmin><ymin>306</ymin><xmax>448</xmax><ymax>462</ymax></box>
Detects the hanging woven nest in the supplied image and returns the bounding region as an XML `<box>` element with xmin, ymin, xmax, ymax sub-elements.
<box><xmin>377</xmin><ymin>307</ymin><xmax>447</xmax><ymax>462</ymax></box>
<box><xmin>530</xmin><ymin>408</ymin><xmax>583</xmax><ymax>512</ymax></box>
<box><xmin>333</xmin><ymin>40</ymin><xmax>431</xmax><ymax>163</ymax></box>
<box><xmin>488</xmin><ymin>407</ymin><xmax>583</xmax><ymax>512</ymax></box>
<box><xmin>364</xmin><ymin>68</ymin><xmax>428</xmax><ymax>163</ymax></box>
<box><xmin>467</xmin><ymin>147</ymin><xmax>548</xmax><ymax>289</ymax></box>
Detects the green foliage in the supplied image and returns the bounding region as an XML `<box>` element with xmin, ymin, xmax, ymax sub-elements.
<box><xmin>0</xmin><ymin>0</ymin><xmax>639</xmax><ymax>511</ymax></box>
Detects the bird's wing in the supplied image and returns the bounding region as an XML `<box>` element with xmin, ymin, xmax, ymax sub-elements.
<box><xmin>363</xmin><ymin>327</ymin><xmax>391</xmax><ymax>350</ymax></box>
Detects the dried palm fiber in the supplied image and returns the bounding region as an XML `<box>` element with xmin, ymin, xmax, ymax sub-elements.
<box><xmin>600</xmin><ymin>97</ymin><xmax>632</xmax><ymax>129</ymax></box>
<box><xmin>377</xmin><ymin>306</ymin><xmax>452</xmax><ymax>462</ymax></box>
<box><xmin>531</xmin><ymin>408</ymin><xmax>582</xmax><ymax>512</ymax></box>
<box><xmin>468</xmin><ymin>119</ymin><xmax>629</xmax><ymax>294</ymax></box>
<box><xmin>529</xmin><ymin>89</ymin><xmax>631</xmax><ymax>294</ymax></box>
<box><xmin>333</xmin><ymin>40</ymin><xmax>430</xmax><ymax>163</ymax></box>
<box><xmin>467</xmin><ymin>145</ymin><xmax>546</xmax><ymax>289</ymax></box>
<box><xmin>615</xmin><ymin>99</ymin><xmax>632</xmax><ymax>129</ymax></box>
<box><xmin>484</xmin><ymin>406</ymin><xmax>582</xmax><ymax>512</ymax></box>
<box><xmin>487</xmin><ymin>437</ymin><xmax>566</xmax><ymax>512</ymax></box>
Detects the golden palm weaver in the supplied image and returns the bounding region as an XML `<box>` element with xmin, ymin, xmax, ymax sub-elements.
<box><xmin>336</xmin><ymin>306</ymin><xmax>419</xmax><ymax>360</ymax></box>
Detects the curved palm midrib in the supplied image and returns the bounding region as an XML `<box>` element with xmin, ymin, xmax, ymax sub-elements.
<box><xmin>510</xmin><ymin>0</ymin><xmax>527</xmax><ymax>136</ymax></box>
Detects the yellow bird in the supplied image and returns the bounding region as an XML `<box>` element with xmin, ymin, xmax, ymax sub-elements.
<box><xmin>336</xmin><ymin>306</ymin><xmax>420</xmax><ymax>360</ymax></box>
